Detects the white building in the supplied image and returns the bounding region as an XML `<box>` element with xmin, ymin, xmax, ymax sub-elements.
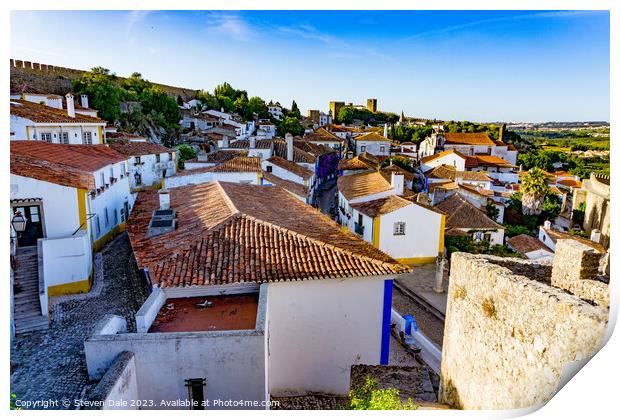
<box><xmin>83</xmin><ymin>182</ymin><xmax>410</xmax><ymax>409</ymax></box>
<box><xmin>10</xmin><ymin>94</ymin><xmax>107</xmax><ymax>144</ymax></box>
<box><xmin>256</xmin><ymin>122</ymin><xmax>277</xmax><ymax>139</ymax></box>
<box><xmin>419</xmin><ymin>132</ymin><xmax>498</xmax><ymax>158</ymax></box>
<box><xmin>108</xmin><ymin>137</ymin><xmax>176</xmax><ymax>189</ymax></box>
<box><xmin>506</xmin><ymin>234</ymin><xmax>554</xmax><ymax>262</ymax></box>
<box><xmin>268</xmin><ymin>104</ymin><xmax>284</xmax><ymax>120</ymax></box>
<box><xmin>434</xmin><ymin>193</ymin><xmax>505</xmax><ymax>246</ymax></box>
<box><xmin>350</xmin><ymin>195</ymin><xmax>446</xmax><ymax>264</ymax></box>
<box><xmin>164</xmin><ymin>157</ymin><xmax>262</xmax><ymax>188</ymax></box>
<box><xmin>10</xmin><ymin>141</ymin><xmax>133</xmax><ymax>308</ymax></box>
<box><xmin>353</xmin><ymin>132</ymin><xmax>391</xmax><ymax>156</ymax></box>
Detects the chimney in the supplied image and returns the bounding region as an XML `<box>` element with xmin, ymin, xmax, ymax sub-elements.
<box><xmin>543</xmin><ymin>220</ymin><xmax>551</xmax><ymax>230</ymax></box>
<box><xmin>80</xmin><ymin>94</ymin><xmax>89</xmax><ymax>109</ymax></box>
<box><xmin>391</xmin><ymin>173</ymin><xmax>404</xmax><ymax>196</ymax></box>
<box><xmin>65</xmin><ymin>93</ymin><xmax>75</xmax><ymax>118</ymax></box>
<box><xmin>221</xmin><ymin>107</ymin><xmax>224</xmax><ymax>113</ymax></box>
<box><xmin>590</xmin><ymin>229</ymin><xmax>602</xmax><ymax>243</ymax></box>
<box><xmin>159</xmin><ymin>189</ymin><xmax>170</xmax><ymax>210</ymax></box>
<box><xmin>249</xmin><ymin>136</ymin><xmax>256</xmax><ymax>149</ymax></box>
<box><xmin>222</xmin><ymin>135</ymin><xmax>229</xmax><ymax>148</ymax></box>
<box><xmin>285</xmin><ymin>133</ymin><xmax>294</xmax><ymax>161</ymax></box>
<box><xmin>384</xmin><ymin>123</ymin><xmax>388</xmax><ymax>138</ymax></box>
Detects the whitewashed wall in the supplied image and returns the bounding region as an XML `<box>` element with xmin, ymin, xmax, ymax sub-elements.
<box><xmin>9</xmin><ymin>116</ymin><xmax>104</xmax><ymax>144</ymax></box>
<box><xmin>420</xmin><ymin>154</ymin><xmax>467</xmax><ymax>172</ymax></box>
<box><xmin>356</xmin><ymin>141</ymin><xmax>390</xmax><ymax>156</ymax></box>
<box><xmin>88</xmin><ymin>166</ymin><xmax>132</xmax><ymax>242</ymax></box>
<box><xmin>127</xmin><ymin>153</ymin><xmax>175</xmax><ymax>188</ymax></box>
<box><xmin>266</xmin><ymin>277</ymin><xmax>385</xmax><ymax>396</ymax></box>
<box><xmin>378</xmin><ymin>205</ymin><xmax>442</xmax><ymax>260</ymax></box>
<box><xmin>166</xmin><ymin>171</ymin><xmax>260</xmax><ymax>189</ymax></box>
<box><xmin>10</xmin><ymin>174</ymin><xmax>80</xmax><ymax>238</ymax></box>
<box><xmin>39</xmin><ymin>230</ymin><xmax>92</xmax><ymax>288</ymax></box>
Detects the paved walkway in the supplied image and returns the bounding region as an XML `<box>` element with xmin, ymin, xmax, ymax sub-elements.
<box><xmin>315</xmin><ymin>178</ymin><xmax>338</xmax><ymax>216</ymax></box>
<box><xmin>396</xmin><ymin>264</ymin><xmax>448</xmax><ymax>315</ymax></box>
<box><xmin>10</xmin><ymin>234</ymin><xmax>148</xmax><ymax>410</ymax></box>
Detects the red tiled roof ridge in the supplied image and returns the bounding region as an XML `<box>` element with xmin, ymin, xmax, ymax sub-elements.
<box><xmin>151</xmin><ymin>212</ymin><xmax>407</xmax><ymax>286</ymax></box>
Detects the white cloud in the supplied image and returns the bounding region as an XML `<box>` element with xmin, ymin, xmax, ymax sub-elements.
<box><xmin>204</xmin><ymin>13</ymin><xmax>257</xmax><ymax>42</ymax></box>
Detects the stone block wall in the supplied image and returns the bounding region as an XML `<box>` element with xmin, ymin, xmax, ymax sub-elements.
<box><xmin>439</xmin><ymin>245</ymin><xmax>609</xmax><ymax>410</ymax></box>
<box><xmin>10</xmin><ymin>59</ymin><xmax>196</xmax><ymax>101</ymax></box>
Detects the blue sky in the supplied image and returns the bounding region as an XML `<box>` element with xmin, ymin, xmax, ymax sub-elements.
<box><xmin>11</xmin><ymin>10</ymin><xmax>610</xmax><ymax>122</ymax></box>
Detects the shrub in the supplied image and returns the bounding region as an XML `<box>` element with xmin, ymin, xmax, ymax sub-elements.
<box><xmin>348</xmin><ymin>377</ymin><xmax>417</xmax><ymax>410</ymax></box>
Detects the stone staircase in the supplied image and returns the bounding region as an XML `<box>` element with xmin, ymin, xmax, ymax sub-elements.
<box><xmin>13</xmin><ymin>246</ymin><xmax>49</xmax><ymax>334</ymax></box>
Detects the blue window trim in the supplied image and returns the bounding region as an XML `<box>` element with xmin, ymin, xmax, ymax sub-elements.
<box><xmin>380</xmin><ymin>279</ymin><xmax>393</xmax><ymax>365</ymax></box>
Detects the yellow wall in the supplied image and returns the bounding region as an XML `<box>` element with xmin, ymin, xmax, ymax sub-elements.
<box><xmin>98</xmin><ymin>126</ymin><xmax>103</xmax><ymax>144</ymax></box>
<box><xmin>93</xmin><ymin>222</ymin><xmax>126</xmax><ymax>252</ymax></box>
<box><xmin>438</xmin><ymin>214</ymin><xmax>446</xmax><ymax>256</ymax></box>
<box><xmin>77</xmin><ymin>189</ymin><xmax>87</xmax><ymax>230</ymax></box>
<box><xmin>372</xmin><ymin>216</ymin><xmax>381</xmax><ymax>248</ymax></box>
<box><xmin>396</xmin><ymin>256</ymin><xmax>438</xmax><ymax>265</ymax></box>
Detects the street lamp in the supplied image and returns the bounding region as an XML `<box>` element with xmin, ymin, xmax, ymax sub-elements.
<box><xmin>11</xmin><ymin>211</ymin><xmax>27</xmax><ymax>236</ymax></box>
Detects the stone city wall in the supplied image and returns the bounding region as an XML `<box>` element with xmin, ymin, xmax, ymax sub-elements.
<box><xmin>439</xmin><ymin>242</ymin><xmax>609</xmax><ymax>409</ymax></box>
<box><xmin>10</xmin><ymin>59</ymin><xmax>196</xmax><ymax>101</ymax></box>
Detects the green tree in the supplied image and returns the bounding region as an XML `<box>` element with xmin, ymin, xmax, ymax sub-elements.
<box><xmin>521</xmin><ymin>167</ymin><xmax>550</xmax><ymax>215</ymax></box>
<box><xmin>138</xmin><ymin>85</ymin><xmax>180</xmax><ymax>129</ymax></box>
<box><xmin>278</xmin><ymin>116</ymin><xmax>304</xmax><ymax>136</ymax></box>
<box><xmin>176</xmin><ymin>144</ymin><xmax>197</xmax><ymax>170</ymax></box>
<box><xmin>72</xmin><ymin>67</ymin><xmax>123</xmax><ymax>122</ymax></box>
<box><xmin>213</xmin><ymin>82</ymin><xmax>237</xmax><ymax>99</ymax></box>
<box><xmin>485</xmin><ymin>202</ymin><xmax>500</xmax><ymax>222</ymax></box>
<box><xmin>195</xmin><ymin>90</ymin><xmax>219</xmax><ymax>110</ymax></box>
<box><xmin>247</xmin><ymin>96</ymin><xmax>269</xmax><ymax>119</ymax></box>
<box><xmin>290</xmin><ymin>100</ymin><xmax>301</xmax><ymax>118</ymax></box>
<box><xmin>348</xmin><ymin>377</ymin><xmax>417</xmax><ymax>410</ymax></box>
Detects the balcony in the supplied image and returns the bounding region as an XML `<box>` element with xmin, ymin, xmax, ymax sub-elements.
<box><xmin>354</xmin><ymin>223</ymin><xmax>364</xmax><ymax>236</ymax></box>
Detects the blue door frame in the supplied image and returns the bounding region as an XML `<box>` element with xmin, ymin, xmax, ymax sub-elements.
<box><xmin>380</xmin><ymin>279</ymin><xmax>393</xmax><ymax>365</ymax></box>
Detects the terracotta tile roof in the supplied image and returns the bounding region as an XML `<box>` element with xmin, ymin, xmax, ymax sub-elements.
<box><xmin>355</xmin><ymin>132</ymin><xmax>391</xmax><ymax>142</ymax></box>
<box><xmin>454</xmin><ymin>171</ymin><xmax>492</xmax><ymax>182</ymax></box>
<box><xmin>262</xmin><ymin>172</ymin><xmax>309</xmax><ymax>198</ymax></box>
<box><xmin>175</xmin><ymin>156</ymin><xmax>262</xmax><ymax>176</ymax></box>
<box><xmin>457</xmin><ymin>183</ymin><xmax>495</xmax><ymax>197</ymax></box>
<box><xmin>204</xmin><ymin>149</ymin><xmax>248</xmax><ymax>163</ymax></box>
<box><xmin>556</xmin><ymin>178</ymin><xmax>582</xmax><ymax>188</ymax></box>
<box><xmin>380</xmin><ymin>164</ymin><xmax>415</xmax><ymax>182</ymax></box>
<box><xmin>424</xmin><ymin>164</ymin><xmax>456</xmax><ymax>180</ymax></box>
<box><xmin>541</xmin><ymin>227</ymin><xmax>606</xmax><ymax>253</ymax></box>
<box><xmin>467</xmin><ymin>154</ymin><xmax>514</xmax><ymax>168</ymax></box>
<box><xmin>434</xmin><ymin>193</ymin><xmax>503</xmax><ymax>230</ymax></box>
<box><xmin>226</xmin><ymin>139</ymin><xmax>272</xmax><ymax>149</ymax></box>
<box><xmin>272</xmin><ymin>139</ymin><xmax>317</xmax><ymax>164</ymax></box>
<box><xmin>304</xmin><ymin>128</ymin><xmax>341</xmax><ymax>141</ymax></box>
<box><xmin>358</xmin><ymin>151</ymin><xmax>383</xmax><ymax>166</ymax></box>
<box><xmin>428</xmin><ymin>181</ymin><xmax>458</xmax><ymax>193</ymax></box>
<box><xmin>127</xmin><ymin>182</ymin><xmax>409</xmax><ymax>288</ymax></box>
<box><xmin>338</xmin><ymin>171</ymin><xmax>394</xmax><ymax>201</ymax></box>
<box><xmin>443</xmin><ymin>132</ymin><xmax>495</xmax><ymax>146</ymax></box>
<box><xmin>420</xmin><ymin>149</ymin><xmax>467</xmax><ymax>164</ymax></box>
<box><xmin>10</xmin><ymin>99</ymin><xmax>105</xmax><ymax>124</ymax></box>
<box><xmin>106</xmin><ymin>132</ymin><xmax>147</xmax><ymax>141</ymax></box>
<box><xmin>325</xmin><ymin>124</ymin><xmax>361</xmax><ymax>133</ymax></box>
<box><xmin>506</xmin><ymin>234</ymin><xmax>553</xmax><ymax>255</ymax></box>
<box><xmin>293</xmin><ymin>138</ymin><xmax>337</xmax><ymax>156</ymax></box>
<box><xmin>266</xmin><ymin>156</ymin><xmax>314</xmax><ymax>180</ymax></box>
<box><xmin>108</xmin><ymin>140</ymin><xmax>171</xmax><ymax>157</ymax></box>
<box><xmin>10</xmin><ymin>141</ymin><xmax>126</xmax><ymax>190</ymax></box>
<box><xmin>338</xmin><ymin>156</ymin><xmax>374</xmax><ymax>171</ymax></box>
<box><xmin>351</xmin><ymin>195</ymin><xmax>411</xmax><ymax>217</ymax></box>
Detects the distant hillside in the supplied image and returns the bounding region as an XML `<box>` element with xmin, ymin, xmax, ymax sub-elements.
<box><xmin>10</xmin><ymin>58</ymin><xmax>197</xmax><ymax>101</ymax></box>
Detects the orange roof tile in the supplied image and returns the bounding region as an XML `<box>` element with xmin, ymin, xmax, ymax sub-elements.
<box><xmin>337</xmin><ymin>171</ymin><xmax>394</xmax><ymax>201</ymax></box>
<box><xmin>108</xmin><ymin>140</ymin><xmax>172</xmax><ymax>157</ymax></box>
<box><xmin>556</xmin><ymin>179</ymin><xmax>582</xmax><ymax>188</ymax></box>
<box><xmin>355</xmin><ymin>132</ymin><xmax>391</xmax><ymax>142</ymax></box>
<box><xmin>262</xmin><ymin>172</ymin><xmax>309</xmax><ymax>198</ymax></box>
<box><xmin>266</xmin><ymin>156</ymin><xmax>314</xmax><ymax>180</ymax></box>
<box><xmin>10</xmin><ymin>141</ymin><xmax>127</xmax><ymax>189</ymax></box>
<box><xmin>10</xmin><ymin>99</ymin><xmax>105</xmax><ymax>124</ymax></box>
<box><xmin>127</xmin><ymin>182</ymin><xmax>409</xmax><ymax>287</ymax></box>
<box><xmin>443</xmin><ymin>132</ymin><xmax>495</xmax><ymax>146</ymax></box>
<box><xmin>506</xmin><ymin>234</ymin><xmax>553</xmax><ymax>255</ymax></box>
<box><xmin>435</xmin><ymin>194</ymin><xmax>503</xmax><ymax>230</ymax></box>
<box><xmin>420</xmin><ymin>149</ymin><xmax>467</xmax><ymax>164</ymax></box>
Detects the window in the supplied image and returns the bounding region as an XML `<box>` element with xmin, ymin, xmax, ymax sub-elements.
<box><xmin>110</xmin><ymin>166</ymin><xmax>114</xmax><ymax>180</ymax></box>
<box><xmin>100</xmin><ymin>172</ymin><xmax>105</xmax><ymax>187</ymax></box>
<box><xmin>393</xmin><ymin>222</ymin><xmax>406</xmax><ymax>236</ymax></box>
<box><xmin>380</xmin><ymin>146</ymin><xmax>386</xmax><ymax>153</ymax></box>
<box><xmin>121</xmin><ymin>163</ymin><xmax>126</xmax><ymax>174</ymax></box>
<box><xmin>82</xmin><ymin>132</ymin><xmax>93</xmax><ymax>144</ymax></box>
<box><xmin>104</xmin><ymin>208</ymin><xmax>109</xmax><ymax>227</ymax></box>
<box><xmin>60</xmin><ymin>132</ymin><xmax>69</xmax><ymax>144</ymax></box>
<box><xmin>134</xmin><ymin>156</ymin><xmax>142</xmax><ymax>165</ymax></box>
<box><xmin>41</xmin><ymin>132</ymin><xmax>52</xmax><ymax>142</ymax></box>
<box><xmin>156</xmin><ymin>154</ymin><xmax>161</xmax><ymax>163</ymax></box>
<box><xmin>473</xmin><ymin>231</ymin><xmax>483</xmax><ymax>242</ymax></box>
<box><xmin>113</xmin><ymin>208</ymin><xmax>118</xmax><ymax>225</ymax></box>
<box><xmin>95</xmin><ymin>216</ymin><xmax>101</xmax><ymax>237</ymax></box>
<box><xmin>168</xmin><ymin>152</ymin><xmax>173</xmax><ymax>160</ymax></box>
<box><xmin>185</xmin><ymin>378</ymin><xmax>206</xmax><ymax>410</ymax></box>
<box><xmin>483</xmin><ymin>233</ymin><xmax>492</xmax><ymax>242</ymax></box>
<box><xmin>360</xmin><ymin>146</ymin><xmax>366</xmax><ymax>152</ymax></box>
<box><xmin>266</xmin><ymin>165</ymin><xmax>273</xmax><ymax>173</ymax></box>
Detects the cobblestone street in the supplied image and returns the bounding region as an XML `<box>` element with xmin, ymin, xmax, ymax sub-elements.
<box><xmin>10</xmin><ymin>234</ymin><xmax>148</xmax><ymax>409</ymax></box>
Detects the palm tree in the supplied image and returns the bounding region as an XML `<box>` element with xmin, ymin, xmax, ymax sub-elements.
<box><xmin>521</xmin><ymin>167</ymin><xmax>550</xmax><ymax>215</ymax></box>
